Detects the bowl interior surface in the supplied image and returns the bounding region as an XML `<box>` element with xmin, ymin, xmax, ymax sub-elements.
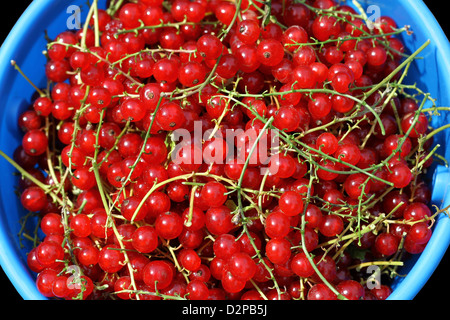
<box><xmin>0</xmin><ymin>0</ymin><xmax>449</xmax><ymax>300</ymax></box>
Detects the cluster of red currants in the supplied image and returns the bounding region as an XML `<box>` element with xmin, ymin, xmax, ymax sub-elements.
<box><xmin>12</xmin><ymin>0</ymin><xmax>437</xmax><ymax>301</ymax></box>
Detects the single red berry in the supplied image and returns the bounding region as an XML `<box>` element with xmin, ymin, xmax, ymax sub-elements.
<box><xmin>265</xmin><ymin>210</ymin><xmax>291</xmax><ymax>238</ymax></box>
<box><xmin>132</xmin><ymin>225</ymin><xmax>159</xmax><ymax>253</ymax></box>
<box><xmin>186</xmin><ymin>280</ymin><xmax>209</xmax><ymax>300</ymax></box>
<box><xmin>218</xmin><ymin>269</ymin><xmax>244</xmax><ymax>294</ymax></box>
<box><xmin>256</xmin><ymin>39</ymin><xmax>285</xmax><ymax>67</ymax></box>
<box><xmin>178</xmin><ymin>248</ymin><xmax>202</xmax><ymax>272</ymax></box>
<box><xmin>336</xmin><ymin>280</ymin><xmax>365</xmax><ymax>300</ymax></box>
<box><xmin>155</xmin><ymin>102</ymin><xmax>186</xmax><ymax>131</ymax></box>
<box><xmin>69</xmin><ymin>213</ymin><xmax>91</xmax><ymax>237</ymax></box>
<box><xmin>401</xmin><ymin>112</ymin><xmax>429</xmax><ymax>138</ymax></box>
<box><xmin>178</xmin><ymin>52</ymin><xmax>205</xmax><ymax>81</ymax></box>
<box><xmin>265</xmin><ymin>237</ymin><xmax>291</xmax><ymax>265</ymax></box>
<box><xmin>291</xmin><ymin>252</ymin><xmax>315</xmax><ymax>278</ymax></box>
<box><xmin>319</xmin><ymin>214</ymin><xmax>344</xmax><ymax>237</ymax></box>
<box><xmin>227</xmin><ymin>252</ymin><xmax>256</xmax><ymax>281</ymax></box>
<box><xmin>36</xmin><ymin>269</ymin><xmax>58</xmax><ymax>298</ymax></box>
<box><xmin>41</xmin><ymin>213</ymin><xmax>64</xmax><ymax>236</ymax></box>
<box><xmin>21</xmin><ymin>186</ymin><xmax>48</xmax><ymax>212</ymax></box>
<box><xmin>36</xmin><ymin>241</ymin><xmax>64</xmax><ymax>267</ymax></box>
<box><xmin>387</xmin><ymin>163</ymin><xmax>413</xmax><ymax>189</ymax></box>
<box><xmin>98</xmin><ymin>244</ymin><xmax>126</xmax><ymax>274</ymax></box>
<box><xmin>197</xmin><ymin>34</ymin><xmax>222</xmax><ymax>60</ymax></box>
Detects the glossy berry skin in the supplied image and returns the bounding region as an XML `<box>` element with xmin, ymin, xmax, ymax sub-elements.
<box><xmin>197</xmin><ymin>34</ymin><xmax>222</xmax><ymax>60</ymax></box>
<box><xmin>375</xmin><ymin>233</ymin><xmax>399</xmax><ymax>257</ymax></box>
<box><xmin>132</xmin><ymin>226</ymin><xmax>159</xmax><ymax>253</ymax></box>
<box><xmin>316</xmin><ymin>132</ymin><xmax>339</xmax><ymax>155</ymax></box>
<box><xmin>155</xmin><ymin>102</ymin><xmax>186</xmax><ymax>131</ymax></box>
<box><xmin>40</xmin><ymin>213</ymin><xmax>64</xmax><ymax>236</ymax></box>
<box><xmin>366</xmin><ymin>46</ymin><xmax>387</xmax><ymax>67</ymax></box>
<box><xmin>205</xmin><ymin>206</ymin><xmax>234</xmax><ymax>235</ymax></box>
<box><xmin>36</xmin><ymin>269</ymin><xmax>59</xmax><ymax>298</ymax></box>
<box><xmin>308</xmin><ymin>93</ymin><xmax>332</xmax><ymax>119</ymax></box>
<box><xmin>78</xmin><ymin>246</ymin><xmax>99</xmax><ymax>267</ymax></box>
<box><xmin>186</xmin><ymin>280</ymin><xmax>209</xmax><ymax>300</ymax></box>
<box><xmin>71</xmin><ymin>167</ymin><xmax>96</xmax><ymax>191</ymax></box>
<box><xmin>256</xmin><ymin>39</ymin><xmax>285</xmax><ymax>67</ymax></box>
<box><xmin>152</xmin><ymin>58</ymin><xmax>179</xmax><ymax>84</ymax></box>
<box><xmin>213</xmin><ymin>234</ymin><xmax>240</xmax><ymax>260</ymax></box>
<box><xmin>265</xmin><ymin>238</ymin><xmax>291</xmax><ymax>265</ymax></box>
<box><xmin>21</xmin><ymin>186</ymin><xmax>48</xmax><ymax>212</ymax></box>
<box><xmin>265</xmin><ymin>210</ymin><xmax>291</xmax><ymax>238</ymax></box>
<box><xmin>90</xmin><ymin>209</ymin><xmax>114</xmax><ymax>239</ymax></box>
<box><xmin>267</xmin><ymin>153</ymin><xmax>296</xmax><ymax>179</ymax></box>
<box><xmin>35</xmin><ymin>241</ymin><xmax>64</xmax><ymax>267</ymax></box>
<box><xmin>155</xmin><ymin>211</ymin><xmax>184</xmax><ymax>240</ymax></box>
<box><xmin>319</xmin><ymin>215</ymin><xmax>344</xmax><ymax>238</ymax></box>
<box><xmin>405</xmin><ymin>222</ymin><xmax>432</xmax><ymax>245</ymax></box>
<box><xmin>307</xmin><ymin>283</ymin><xmax>337</xmax><ymax>300</ymax></box>
<box><xmin>370</xmin><ymin>285</ymin><xmax>392</xmax><ymax>300</ymax></box>
<box><xmin>312</xmin><ymin>255</ymin><xmax>337</xmax><ymax>283</ymax></box>
<box><xmin>282</xmin><ymin>25</ymin><xmax>308</xmax><ymax>52</ymax></box>
<box><xmin>382</xmin><ymin>134</ymin><xmax>412</xmax><ymax>158</ymax></box>
<box><xmin>22</xmin><ymin>130</ymin><xmax>48</xmax><ymax>156</ymax></box>
<box><xmin>403</xmin><ymin>202</ymin><xmax>432</xmax><ymax>222</ymax></box>
<box><xmin>120</xmin><ymin>99</ymin><xmax>146</xmax><ymax>122</ymax></box>
<box><xmin>334</xmin><ymin>143</ymin><xmax>361</xmax><ymax>169</ymax></box>
<box><xmin>45</xmin><ymin>59</ymin><xmax>71</xmax><ymax>83</ymax></box>
<box><xmin>273</xmin><ymin>106</ymin><xmax>301</xmax><ymax>132</ymax></box>
<box><xmin>98</xmin><ymin>244</ymin><xmax>126</xmax><ymax>274</ymax></box>
<box><xmin>69</xmin><ymin>214</ymin><xmax>91</xmax><ymax>237</ymax></box>
<box><xmin>343</xmin><ymin>173</ymin><xmax>370</xmax><ymax>199</ymax></box>
<box><xmin>336</xmin><ymin>280</ymin><xmax>365</xmax><ymax>300</ymax></box>
<box><xmin>221</xmin><ymin>270</ymin><xmax>246</xmax><ymax>294</ymax></box>
<box><xmin>200</xmin><ymin>181</ymin><xmax>228</xmax><ymax>208</ymax></box>
<box><xmin>178</xmin><ymin>62</ymin><xmax>206</xmax><ymax>87</ymax></box>
<box><xmin>181</xmin><ymin>207</ymin><xmax>205</xmax><ymax>231</ymax></box>
<box><xmin>227</xmin><ymin>252</ymin><xmax>256</xmax><ymax>281</ymax></box>
<box><xmin>387</xmin><ymin>163</ymin><xmax>413</xmax><ymax>189</ymax></box>
<box><xmin>401</xmin><ymin>112</ymin><xmax>429</xmax><ymax>138</ymax></box>
<box><xmin>52</xmin><ymin>276</ymin><xmax>70</xmax><ymax>298</ymax></box>
<box><xmin>279</xmin><ymin>191</ymin><xmax>304</xmax><ymax>216</ymax></box>
<box><xmin>304</xmin><ymin>204</ymin><xmax>324</xmax><ymax>229</ymax></box>
<box><xmin>10</xmin><ymin>1</ymin><xmax>441</xmax><ymax>302</ymax></box>
<box><xmin>291</xmin><ymin>252</ymin><xmax>314</xmax><ymax>278</ymax></box>
<box><xmin>179</xmin><ymin>248</ymin><xmax>202</xmax><ymax>272</ymax></box>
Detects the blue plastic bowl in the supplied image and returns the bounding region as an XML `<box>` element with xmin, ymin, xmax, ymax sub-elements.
<box><xmin>1</xmin><ymin>0</ymin><xmax>450</xmax><ymax>300</ymax></box>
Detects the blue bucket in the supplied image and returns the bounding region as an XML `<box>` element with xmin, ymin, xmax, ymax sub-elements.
<box><xmin>0</xmin><ymin>0</ymin><xmax>449</xmax><ymax>300</ymax></box>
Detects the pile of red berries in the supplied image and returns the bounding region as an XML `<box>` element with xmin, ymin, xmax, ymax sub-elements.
<box><xmin>8</xmin><ymin>0</ymin><xmax>441</xmax><ymax>300</ymax></box>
